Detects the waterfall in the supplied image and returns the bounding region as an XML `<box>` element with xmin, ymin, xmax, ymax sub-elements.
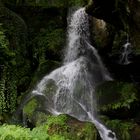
<box><xmin>32</xmin><ymin>8</ymin><xmax>117</xmax><ymax>140</ymax></box>
<box><xmin>119</xmin><ymin>41</ymin><xmax>132</xmax><ymax>65</ymax></box>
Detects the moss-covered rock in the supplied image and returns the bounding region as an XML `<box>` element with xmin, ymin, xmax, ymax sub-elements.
<box><xmin>96</xmin><ymin>81</ymin><xmax>138</xmax><ymax>118</ymax></box>
<box><xmin>46</xmin><ymin>114</ymin><xmax>98</xmax><ymax>140</ymax></box>
<box><xmin>23</xmin><ymin>98</ymin><xmax>38</xmax><ymax>119</ymax></box>
<box><xmin>22</xmin><ymin>95</ymin><xmax>49</xmax><ymax>126</ymax></box>
<box><xmin>86</xmin><ymin>0</ymin><xmax>129</xmax><ymax>30</ymax></box>
<box><xmin>0</xmin><ymin>114</ymin><xmax>99</xmax><ymax>140</ymax></box>
<box><xmin>22</xmin><ymin>95</ymin><xmax>99</xmax><ymax>139</ymax></box>
<box><xmin>22</xmin><ymin>94</ymin><xmax>99</xmax><ymax>139</ymax></box>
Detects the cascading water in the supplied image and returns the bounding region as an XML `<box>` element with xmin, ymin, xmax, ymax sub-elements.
<box><xmin>119</xmin><ymin>40</ymin><xmax>133</xmax><ymax>65</ymax></box>
<box><xmin>32</xmin><ymin>8</ymin><xmax>117</xmax><ymax>140</ymax></box>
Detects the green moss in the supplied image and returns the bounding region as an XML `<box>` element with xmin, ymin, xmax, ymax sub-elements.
<box><xmin>47</xmin><ymin>114</ymin><xmax>68</xmax><ymax>126</ymax></box>
<box><xmin>44</xmin><ymin>29</ymin><xmax>65</xmax><ymax>54</ymax></box>
<box><xmin>46</xmin><ymin>115</ymin><xmax>98</xmax><ymax>140</ymax></box>
<box><xmin>78</xmin><ymin>123</ymin><xmax>97</xmax><ymax>140</ymax></box>
<box><xmin>23</xmin><ymin>99</ymin><xmax>38</xmax><ymax>118</ymax></box>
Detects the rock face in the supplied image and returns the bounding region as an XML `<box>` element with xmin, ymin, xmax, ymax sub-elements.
<box><xmin>86</xmin><ymin>0</ymin><xmax>140</xmax><ymax>53</ymax></box>
<box><xmin>86</xmin><ymin>0</ymin><xmax>129</xmax><ymax>29</ymax></box>
<box><xmin>129</xmin><ymin>0</ymin><xmax>140</xmax><ymax>53</ymax></box>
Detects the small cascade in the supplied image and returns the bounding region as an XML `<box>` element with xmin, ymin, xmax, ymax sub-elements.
<box><xmin>119</xmin><ymin>39</ymin><xmax>133</xmax><ymax>65</ymax></box>
<box><xmin>31</xmin><ymin>8</ymin><xmax>117</xmax><ymax>140</ymax></box>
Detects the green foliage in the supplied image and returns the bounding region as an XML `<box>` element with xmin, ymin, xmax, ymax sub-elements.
<box><xmin>0</xmin><ymin>5</ymin><xmax>31</xmax><ymax>117</ymax></box>
<box><xmin>0</xmin><ymin>124</ymin><xmax>31</xmax><ymax>139</ymax></box>
<box><xmin>0</xmin><ymin>67</ymin><xmax>6</xmax><ymax>114</ymax></box>
<box><xmin>96</xmin><ymin>81</ymin><xmax>138</xmax><ymax>112</ymax></box>
<box><xmin>0</xmin><ymin>67</ymin><xmax>17</xmax><ymax>115</ymax></box>
<box><xmin>76</xmin><ymin>123</ymin><xmax>97</xmax><ymax>140</ymax></box>
<box><xmin>33</xmin><ymin>28</ymin><xmax>65</xmax><ymax>62</ymax></box>
<box><xmin>44</xmin><ymin>29</ymin><xmax>65</xmax><ymax>53</ymax></box>
<box><xmin>0</xmin><ymin>24</ymin><xmax>15</xmax><ymax>65</ymax></box>
<box><xmin>0</xmin><ymin>24</ymin><xmax>18</xmax><ymax>114</ymax></box>
<box><xmin>31</xmin><ymin>125</ymin><xmax>49</xmax><ymax>140</ymax></box>
<box><xmin>46</xmin><ymin>115</ymin><xmax>98</xmax><ymax>140</ymax></box>
<box><xmin>0</xmin><ymin>114</ymin><xmax>99</xmax><ymax>140</ymax></box>
<box><xmin>0</xmin><ymin>123</ymin><xmax>68</xmax><ymax>140</ymax></box>
<box><xmin>5</xmin><ymin>69</ymin><xmax>17</xmax><ymax>113</ymax></box>
<box><xmin>104</xmin><ymin>119</ymin><xmax>134</xmax><ymax>140</ymax></box>
<box><xmin>46</xmin><ymin>114</ymin><xmax>69</xmax><ymax>135</ymax></box>
<box><xmin>49</xmin><ymin>134</ymin><xmax>66</xmax><ymax>140</ymax></box>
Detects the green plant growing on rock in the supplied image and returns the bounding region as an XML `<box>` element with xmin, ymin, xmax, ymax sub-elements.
<box><xmin>46</xmin><ymin>114</ymin><xmax>69</xmax><ymax>136</ymax></box>
<box><xmin>0</xmin><ymin>114</ymin><xmax>98</xmax><ymax>140</ymax></box>
<box><xmin>0</xmin><ymin>2</ymin><xmax>32</xmax><ymax>117</ymax></box>
<box><xmin>104</xmin><ymin>119</ymin><xmax>134</xmax><ymax>140</ymax></box>
<box><xmin>0</xmin><ymin>24</ymin><xmax>17</xmax><ymax>115</ymax></box>
<box><xmin>0</xmin><ymin>66</ymin><xmax>6</xmax><ymax>114</ymax></box>
<box><xmin>96</xmin><ymin>81</ymin><xmax>138</xmax><ymax>112</ymax></box>
<box><xmin>0</xmin><ymin>24</ymin><xmax>15</xmax><ymax>66</ymax></box>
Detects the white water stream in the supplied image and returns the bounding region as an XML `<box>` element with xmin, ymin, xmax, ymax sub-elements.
<box><xmin>32</xmin><ymin>8</ymin><xmax>117</xmax><ymax>140</ymax></box>
<box><xmin>119</xmin><ymin>41</ymin><xmax>132</xmax><ymax>65</ymax></box>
